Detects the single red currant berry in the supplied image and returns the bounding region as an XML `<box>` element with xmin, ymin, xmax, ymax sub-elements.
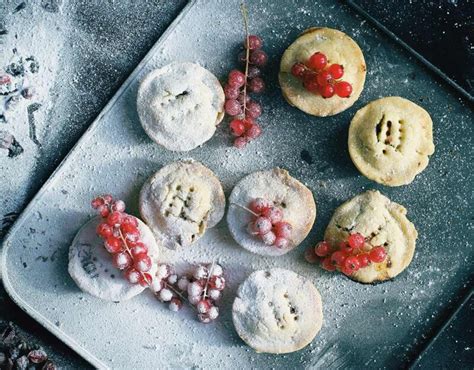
<box><xmin>112</xmin><ymin>200</ymin><xmax>126</xmax><ymax>212</ymax></box>
<box><xmin>321</xmin><ymin>257</ymin><xmax>336</xmax><ymax>271</ymax></box>
<box><xmin>316</xmin><ymin>70</ymin><xmax>333</xmax><ymax>87</ymax></box>
<box><xmin>159</xmin><ymin>288</ymin><xmax>173</xmax><ymax>301</ymax></box>
<box><xmin>339</xmin><ymin>241</ymin><xmax>353</xmax><ymax>253</ymax></box>
<box><xmin>101</xmin><ymin>194</ymin><xmax>113</xmax><ymax>203</ymax></box>
<box><xmin>112</xmin><ymin>251</ymin><xmax>132</xmax><ymax>270</ymax></box>
<box><xmin>357</xmin><ymin>253</ymin><xmax>370</xmax><ymax>268</ymax></box>
<box><xmin>130</xmin><ymin>242</ymin><xmax>148</xmax><ymax>257</ymax></box>
<box><xmin>121</xmin><ymin>216</ymin><xmax>138</xmax><ymax>227</ymax></box>
<box><xmin>196</xmin><ymin>299</ymin><xmax>211</xmax><ymax>314</ymax></box>
<box><xmin>91</xmin><ymin>197</ymin><xmax>104</xmax><ymax>209</ymax></box>
<box><xmin>209</xmin><ymin>289</ymin><xmax>221</xmax><ymax>301</ymax></box>
<box><xmin>327</xmin><ymin>64</ymin><xmax>344</xmax><ymax>79</ymax></box>
<box><xmin>369</xmin><ymin>246</ymin><xmax>387</xmax><ymax>263</ymax></box>
<box><xmin>121</xmin><ymin>223</ymin><xmax>140</xmax><ymax>242</ymax></box>
<box><xmin>253</xmin><ymin>216</ymin><xmax>272</xmax><ymax>235</ymax></box>
<box><xmin>193</xmin><ymin>265</ymin><xmax>208</xmax><ymax>280</ymax></box>
<box><xmin>304</xmin><ymin>78</ymin><xmax>320</xmax><ymax>93</ymax></box>
<box><xmin>125</xmin><ymin>268</ymin><xmax>141</xmax><ymax>284</ymax></box>
<box><xmin>261</xmin><ymin>231</ymin><xmax>276</xmax><ymax>245</ymax></box>
<box><xmin>106</xmin><ymin>211</ymin><xmax>123</xmax><ymax>227</ymax></box>
<box><xmin>98</xmin><ymin>205</ymin><xmax>110</xmax><ymax>218</ymax></box>
<box><xmin>234</xmin><ymin>136</ymin><xmax>247</xmax><ymax>149</ymax></box>
<box><xmin>304</xmin><ymin>246</ymin><xmax>320</xmax><ymax>264</ymax></box>
<box><xmin>104</xmin><ymin>236</ymin><xmax>122</xmax><ymax>253</ymax></box>
<box><xmin>249</xmin><ymin>50</ymin><xmax>267</xmax><ymax>66</ymax></box>
<box><xmin>343</xmin><ymin>256</ymin><xmax>360</xmax><ymax>273</ymax></box>
<box><xmin>237</xmin><ymin>92</ymin><xmax>251</xmax><ymax>105</ymax></box>
<box><xmin>177</xmin><ymin>276</ymin><xmax>190</xmax><ymax>291</ymax></box>
<box><xmin>248</xmin><ymin>66</ymin><xmax>261</xmax><ymax>78</ymax></box>
<box><xmin>330</xmin><ymin>250</ymin><xmax>346</xmax><ymax>267</ymax></box>
<box><xmin>246</xmin><ymin>124</ymin><xmax>262</xmax><ymax>140</ymax></box>
<box><xmin>187</xmin><ymin>281</ymin><xmax>203</xmax><ymax>298</ymax></box>
<box><xmin>210</xmin><ymin>264</ymin><xmax>223</xmax><ymax>277</ymax></box>
<box><xmin>96</xmin><ymin>222</ymin><xmax>113</xmax><ymax>238</ymax></box>
<box><xmin>348</xmin><ymin>233</ymin><xmax>365</xmax><ymax>249</ymax></box>
<box><xmin>139</xmin><ymin>272</ymin><xmax>153</xmax><ymax>287</ymax></box>
<box><xmin>249</xmin><ymin>198</ymin><xmax>269</xmax><ymax>213</ymax></box>
<box><xmin>228</xmin><ymin>69</ymin><xmax>246</xmax><ymax>87</ymax></box>
<box><xmin>198</xmin><ymin>313</ymin><xmax>211</xmax><ymax>324</ymax></box>
<box><xmin>308</xmin><ymin>52</ymin><xmax>327</xmax><ymax>70</ymax></box>
<box><xmin>230</xmin><ymin>119</ymin><xmax>246</xmax><ymax>136</ymax></box>
<box><xmin>242</xmin><ymin>118</ymin><xmax>255</xmax><ymax>130</ymax></box>
<box><xmin>151</xmin><ymin>278</ymin><xmax>163</xmax><ymax>292</ymax></box>
<box><xmin>274</xmin><ymin>222</ymin><xmax>292</xmax><ymax>239</ymax></box>
<box><xmin>169</xmin><ymin>297</ymin><xmax>183</xmax><ymax>312</ymax></box>
<box><xmin>315</xmin><ymin>241</ymin><xmax>331</xmax><ymax>257</ymax></box>
<box><xmin>208</xmin><ymin>306</ymin><xmax>219</xmax><ymax>320</ymax></box>
<box><xmin>261</xmin><ymin>206</ymin><xmax>283</xmax><ymax>224</ymax></box>
<box><xmin>134</xmin><ymin>253</ymin><xmax>152</xmax><ymax>272</ymax></box>
<box><xmin>273</xmin><ymin>237</ymin><xmax>289</xmax><ymax>249</ymax></box>
<box><xmin>291</xmin><ymin>62</ymin><xmax>306</xmax><ymax>78</ymax></box>
<box><xmin>335</xmin><ymin>81</ymin><xmax>352</xmax><ymax>98</ymax></box>
<box><xmin>188</xmin><ymin>294</ymin><xmax>201</xmax><ymax>305</ymax></box>
<box><xmin>320</xmin><ymin>84</ymin><xmax>335</xmax><ymax>98</ymax></box>
<box><xmin>248</xmin><ymin>77</ymin><xmax>265</xmax><ymax>93</ymax></box>
<box><xmin>209</xmin><ymin>275</ymin><xmax>226</xmax><ymax>290</ymax></box>
<box><xmin>224</xmin><ymin>84</ymin><xmax>240</xmax><ymax>100</ymax></box>
<box><xmin>156</xmin><ymin>264</ymin><xmax>171</xmax><ymax>280</ymax></box>
<box><xmin>246</xmin><ymin>100</ymin><xmax>262</xmax><ymax>119</ymax></box>
<box><xmin>225</xmin><ymin>99</ymin><xmax>243</xmax><ymax>116</ymax></box>
<box><xmin>245</xmin><ymin>35</ymin><xmax>263</xmax><ymax>50</ymax></box>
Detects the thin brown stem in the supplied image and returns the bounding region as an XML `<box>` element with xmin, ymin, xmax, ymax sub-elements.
<box><xmin>240</xmin><ymin>3</ymin><xmax>250</xmax><ymax>118</ymax></box>
<box><xmin>230</xmin><ymin>202</ymin><xmax>259</xmax><ymax>217</ymax></box>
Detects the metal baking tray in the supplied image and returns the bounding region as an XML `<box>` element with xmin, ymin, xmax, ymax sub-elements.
<box><xmin>1</xmin><ymin>0</ymin><xmax>472</xmax><ymax>368</ymax></box>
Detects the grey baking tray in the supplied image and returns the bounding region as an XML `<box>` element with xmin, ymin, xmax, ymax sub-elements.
<box><xmin>1</xmin><ymin>0</ymin><xmax>473</xmax><ymax>368</ymax></box>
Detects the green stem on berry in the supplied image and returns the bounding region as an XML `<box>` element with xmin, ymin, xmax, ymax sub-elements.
<box><xmin>240</xmin><ymin>2</ymin><xmax>250</xmax><ymax>119</ymax></box>
<box><xmin>230</xmin><ymin>202</ymin><xmax>259</xmax><ymax>217</ymax></box>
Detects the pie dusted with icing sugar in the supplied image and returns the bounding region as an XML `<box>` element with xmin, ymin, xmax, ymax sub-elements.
<box><xmin>279</xmin><ymin>27</ymin><xmax>366</xmax><ymax>117</ymax></box>
<box><xmin>324</xmin><ymin>190</ymin><xmax>418</xmax><ymax>283</ymax></box>
<box><xmin>139</xmin><ymin>160</ymin><xmax>225</xmax><ymax>250</ymax></box>
<box><xmin>348</xmin><ymin>96</ymin><xmax>435</xmax><ymax>186</ymax></box>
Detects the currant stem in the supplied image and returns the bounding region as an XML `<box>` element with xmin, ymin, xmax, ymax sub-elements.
<box><xmin>230</xmin><ymin>202</ymin><xmax>259</xmax><ymax>217</ymax></box>
<box><xmin>202</xmin><ymin>259</ymin><xmax>216</xmax><ymax>299</ymax></box>
<box><xmin>240</xmin><ymin>2</ymin><xmax>250</xmax><ymax>118</ymax></box>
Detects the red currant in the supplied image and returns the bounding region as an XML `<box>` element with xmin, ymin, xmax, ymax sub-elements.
<box><xmin>249</xmin><ymin>198</ymin><xmax>270</xmax><ymax>213</ymax></box>
<box><xmin>197</xmin><ymin>299</ymin><xmax>211</xmax><ymax>314</ymax></box>
<box><xmin>104</xmin><ymin>236</ymin><xmax>122</xmax><ymax>253</ymax></box>
<box><xmin>321</xmin><ymin>257</ymin><xmax>336</xmax><ymax>271</ymax></box>
<box><xmin>112</xmin><ymin>251</ymin><xmax>132</xmax><ymax>270</ymax></box>
<box><xmin>273</xmin><ymin>221</ymin><xmax>292</xmax><ymax>239</ymax></box>
<box><xmin>343</xmin><ymin>256</ymin><xmax>360</xmax><ymax>273</ymax></box>
<box><xmin>121</xmin><ymin>216</ymin><xmax>138</xmax><ymax>227</ymax></box>
<box><xmin>273</xmin><ymin>237</ymin><xmax>289</xmax><ymax>249</ymax></box>
<box><xmin>102</xmin><ymin>194</ymin><xmax>113</xmax><ymax>203</ymax></box>
<box><xmin>339</xmin><ymin>241</ymin><xmax>353</xmax><ymax>253</ymax></box>
<box><xmin>121</xmin><ymin>223</ymin><xmax>140</xmax><ymax>242</ymax></box>
<box><xmin>248</xmin><ymin>66</ymin><xmax>261</xmax><ymax>78</ymax></box>
<box><xmin>304</xmin><ymin>246</ymin><xmax>319</xmax><ymax>264</ymax></box>
<box><xmin>130</xmin><ymin>242</ymin><xmax>148</xmax><ymax>257</ymax></box>
<box><xmin>96</xmin><ymin>222</ymin><xmax>113</xmax><ymax>238</ymax></box>
<box><xmin>187</xmin><ymin>281</ymin><xmax>204</xmax><ymax>298</ymax></box>
<box><xmin>369</xmin><ymin>246</ymin><xmax>387</xmax><ymax>263</ymax></box>
<box><xmin>98</xmin><ymin>205</ymin><xmax>110</xmax><ymax>218</ymax></box>
<box><xmin>224</xmin><ymin>84</ymin><xmax>240</xmax><ymax>100</ymax></box>
<box><xmin>169</xmin><ymin>297</ymin><xmax>183</xmax><ymax>312</ymax></box>
<box><xmin>303</xmin><ymin>71</ymin><xmax>319</xmax><ymax>92</ymax></box>
<box><xmin>330</xmin><ymin>250</ymin><xmax>346</xmax><ymax>267</ymax></box>
<box><xmin>308</xmin><ymin>52</ymin><xmax>327</xmax><ymax>70</ymax></box>
<box><xmin>261</xmin><ymin>231</ymin><xmax>276</xmax><ymax>245</ymax></box>
<box><xmin>327</xmin><ymin>64</ymin><xmax>344</xmax><ymax>79</ymax></box>
<box><xmin>112</xmin><ymin>200</ymin><xmax>126</xmax><ymax>212</ymax></box>
<box><xmin>335</xmin><ymin>81</ymin><xmax>352</xmax><ymax>98</ymax></box>
<box><xmin>106</xmin><ymin>211</ymin><xmax>123</xmax><ymax>227</ymax></box>
<box><xmin>315</xmin><ymin>241</ymin><xmax>331</xmax><ymax>257</ymax></box>
<box><xmin>320</xmin><ymin>84</ymin><xmax>335</xmax><ymax>98</ymax></box>
<box><xmin>252</xmin><ymin>217</ymin><xmax>272</xmax><ymax>235</ymax></box>
<box><xmin>228</xmin><ymin>69</ymin><xmax>246</xmax><ymax>87</ymax></box>
<box><xmin>248</xmin><ymin>77</ymin><xmax>265</xmax><ymax>93</ymax></box>
<box><xmin>317</xmin><ymin>70</ymin><xmax>333</xmax><ymax>87</ymax></box>
<box><xmin>357</xmin><ymin>253</ymin><xmax>370</xmax><ymax>268</ymax></box>
<box><xmin>291</xmin><ymin>62</ymin><xmax>306</xmax><ymax>78</ymax></box>
<box><xmin>225</xmin><ymin>99</ymin><xmax>243</xmax><ymax>116</ymax></box>
<box><xmin>159</xmin><ymin>287</ymin><xmax>173</xmax><ymax>301</ymax></box>
<box><xmin>208</xmin><ymin>306</ymin><xmax>219</xmax><ymax>320</ymax></box>
<box><xmin>246</xmin><ymin>100</ymin><xmax>262</xmax><ymax>119</ymax></box>
<box><xmin>91</xmin><ymin>197</ymin><xmax>104</xmax><ymax>209</ymax></box>
<box><xmin>134</xmin><ymin>253</ymin><xmax>152</xmax><ymax>272</ymax></box>
<box><xmin>261</xmin><ymin>206</ymin><xmax>283</xmax><ymax>224</ymax></box>
<box><xmin>249</xmin><ymin>50</ymin><xmax>267</xmax><ymax>66</ymax></box>
<box><xmin>348</xmin><ymin>233</ymin><xmax>365</xmax><ymax>250</ymax></box>
<box><xmin>237</xmin><ymin>93</ymin><xmax>251</xmax><ymax>105</ymax></box>
<box><xmin>234</xmin><ymin>136</ymin><xmax>247</xmax><ymax>149</ymax></box>
<box><xmin>245</xmin><ymin>35</ymin><xmax>263</xmax><ymax>50</ymax></box>
<box><xmin>230</xmin><ymin>119</ymin><xmax>246</xmax><ymax>136</ymax></box>
<box><xmin>246</xmin><ymin>123</ymin><xmax>262</xmax><ymax>140</ymax></box>
<box><xmin>209</xmin><ymin>275</ymin><xmax>226</xmax><ymax>290</ymax></box>
<box><xmin>125</xmin><ymin>268</ymin><xmax>141</xmax><ymax>284</ymax></box>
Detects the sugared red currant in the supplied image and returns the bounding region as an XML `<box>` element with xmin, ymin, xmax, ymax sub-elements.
<box><xmin>291</xmin><ymin>62</ymin><xmax>306</xmax><ymax>78</ymax></box>
<box><xmin>249</xmin><ymin>50</ymin><xmax>267</xmax><ymax>66</ymax></box>
<box><xmin>167</xmin><ymin>274</ymin><xmax>178</xmax><ymax>285</ymax></box>
<box><xmin>208</xmin><ymin>306</ymin><xmax>219</xmax><ymax>320</ymax></box>
<box><xmin>98</xmin><ymin>205</ymin><xmax>110</xmax><ymax>218</ymax></box>
<box><xmin>348</xmin><ymin>233</ymin><xmax>365</xmax><ymax>250</ymax></box>
<box><xmin>274</xmin><ymin>237</ymin><xmax>289</xmax><ymax>249</ymax></box>
<box><xmin>252</xmin><ymin>217</ymin><xmax>272</xmax><ymax>235</ymax></box>
<box><xmin>249</xmin><ymin>198</ymin><xmax>270</xmax><ymax>213</ymax></box>
<box><xmin>156</xmin><ymin>264</ymin><xmax>171</xmax><ymax>280</ymax></box>
<box><xmin>245</xmin><ymin>35</ymin><xmax>263</xmax><ymax>50</ymax></box>
<box><xmin>193</xmin><ymin>265</ymin><xmax>208</xmax><ymax>280</ymax></box>
<box><xmin>96</xmin><ymin>223</ymin><xmax>113</xmax><ymax>238</ymax></box>
<box><xmin>209</xmin><ymin>289</ymin><xmax>221</xmax><ymax>300</ymax></box>
<box><xmin>234</xmin><ymin>136</ymin><xmax>247</xmax><ymax>149</ymax></box>
<box><xmin>247</xmin><ymin>66</ymin><xmax>261</xmax><ymax>78</ymax></box>
<box><xmin>106</xmin><ymin>211</ymin><xmax>123</xmax><ymax>227</ymax></box>
<box><xmin>315</xmin><ymin>241</ymin><xmax>331</xmax><ymax>257</ymax></box>
<box><xmin>274</xmin><ymin>222</ymin><xmax>292</xmax><ymax>239</ymax></box>
<box><xmin>246</xmin><ymin>100</ymin><xmax>262</xmax><ymax>119</ymax></box>
<box><xmin>197</xmin><ymin>299</ymin><xmax>211</xmax><ymax>314</ymax></box>
<box><xmin>91</xmin><ymin>197</ymin><xmax>104</xmax><ymax>209</ymax></box>
<box><xmin>237</xmin><ymin>93</ymin><xmax>251</xmax><ymax>105</ymax></box>
<box><xmin>321</xmin><ymin>257</ymin><xmax>336</xmax><ymax>271</ymax></box>
<box><xmin>104</xmin><ymin>236</ymin><xmax>122</xmax><ymax>253</ymax></box>
<box><xmin>224</xmin><ymin>84</ymin><xmax>240</xmax><ymax>100</ymax></box>
<box><xmin>125</xmin><ymin>268</ymin><xmax>141</xmax><ymax>284</ymax></box>
<box><xmin>210</xmin><ymin>264</ymin><xmax>223</xmax><ymax>277</ymax></box>
<box><xmin>209</xmin><ymin>275</ymin><xmax>226</xmax><ymax>290</ymax></box>
<box><xmin>308</xmin><ymin>52</ymin><xmax>327</xmax><ymax>70</ymax></box>
<box><xmin>335</xmin><ymin>81</ymin><xmax>352</xmax><ymax>98</ymax></box>
<box><xmin>121</xmin><ymin>216</ymin><xmax>138</xmax><ymax>227</ymax></box>
<box><xmin>121</xmin><ymin>223</ymin><xmax>140</xmax><ymax>242</ymax></box>
<box><xmin>134</xmin><ymin>253</ymin><xmax>152</xmax><ymax>272</ymax></box>
<box><xmin>112</xmin><ymin>251</ymin><xmax>132</xmax><ymax>270</ymax></box>
<box><xmin>225</xmin><ymin>99</ymin><xmax>243</xmax><ymax>116</ymax></box>
<box><xmin>112</xmin><ymin>200</ymin><xmax>126</xmax><ymax>212</ymax></box>
<box><xmin>327</xmin><ymin>64</ymin><xmax>344</xmax><ymax>79</ymax></box>
<box><xmin>248</xmin><ymin>77</ymin><xmax>265</xmax><ymax>93</ymax></box>
<box><xmin>246</xmin><ymin>123</ymin><xmax>262</xmax><ymax>140</ymax></box>
<box><xmin>369</xmin><ymin>246</ymin><xmax>387</xmax><ymax>263</ymax></box>
<box><xmin>261</xmin><ymin>206</ymin><xmax>283</xmax><ymax>223</ymax></box>
<box><xmin>187</xmin><ymin>281</ymin><xmax>203</xmax><ymax>298</ymax></box>
<box><xmin>159</xmin><ymin>288</ymin><xmax>173</xmax><ymax>302</ymax></box>
<box><xmin>130</xmin><ymin>242</ymin><xmax>148</xmax><ymax>257</ymax></box>
<box><xmin>151</xmin><ymin>278</ymin><xmax>163</xmax><ymax>292</ymax></box>
<box><xmin>169</xmin><ymin>297</ymin><xmax>183</xmax><ymax>312</ymax></box>
<box><xmin>177</xmin><ymin>276</ymin><xmax>190</xmax><ymax>291</ymax></box>
<box><xmin>230</xmin><ymin>119</ymin><xmax>246</xmax><ymax>136</ymax></box>
<box><xmin>228</xmin><ymin>69</ymin><xmax>246</xmax><ymax>87</ymax></box>
<box><xmin>261</xmin><ymin>231</ymin><xmax>276</xmax><ymax>245</ymax></box>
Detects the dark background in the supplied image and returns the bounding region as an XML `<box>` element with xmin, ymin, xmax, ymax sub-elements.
<box><xmin>1</xmin><ymin>0</ymin><xmax>472</xmax><ymax>368</ymax></box>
